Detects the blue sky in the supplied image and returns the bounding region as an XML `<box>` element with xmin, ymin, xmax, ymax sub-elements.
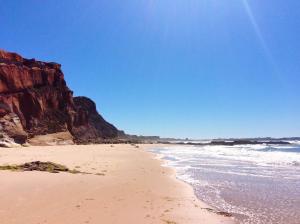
<box><xmin>1</xmin><ymin>0</ymin><xmax>299</xmax><ymax>138</ymax></box>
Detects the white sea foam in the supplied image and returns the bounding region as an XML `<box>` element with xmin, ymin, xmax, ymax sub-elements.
<box><xmin>149</xmin><ymin>144</ymin><xmax>300</xmax><ymax>224</ymax></box>
<box><xmin>157</xmin><ymin>144</ymin><xmax>300</xmax><ymax>167</ymax></box>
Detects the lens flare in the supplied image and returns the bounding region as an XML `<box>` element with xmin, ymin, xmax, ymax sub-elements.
<box><xmin>242</xmin><ymin>0</ymin><xmax>280</xmax><ymax>77</ymax></box>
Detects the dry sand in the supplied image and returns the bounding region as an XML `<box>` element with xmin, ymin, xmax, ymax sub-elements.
<box><xmin>0</xmin><ymin>144</ymin><xmax>234</xmax><ymax>224</ymax></box>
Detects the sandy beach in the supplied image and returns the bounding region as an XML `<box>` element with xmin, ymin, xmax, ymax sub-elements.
<box><xmin>0</xmin><ymin>144</ymin><xmax>233</xmax><ymax>224</ymax></box>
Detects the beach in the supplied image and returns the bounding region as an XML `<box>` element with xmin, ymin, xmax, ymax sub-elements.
<box><xmin>150</xmin><ymin>144</ymin><xmax>300</xmax><ymax>224</ymax></box>
<box><xmin>0</xmin><ymin>144</ymin><xmax>233</xmax><ymax>224</ymax></box>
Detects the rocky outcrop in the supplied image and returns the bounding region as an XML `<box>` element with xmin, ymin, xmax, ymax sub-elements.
<box><xmin>72</xmin><ymin>97</ymin><xmax>118</xmax><ymax>144</ymax></box>
<box><xmin>0</xmin><ymin>49</ymin><xmax>119</xmax><ymax>146</ymax></box>
<box><xmin>0</xmin><ymin>103</ymin><xmax>28</xmax><ymax>145</ymax></box>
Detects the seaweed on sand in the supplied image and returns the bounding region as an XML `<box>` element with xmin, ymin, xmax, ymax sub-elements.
<box><xmin>0</xmin><ymin>161</ymin><xmax>80</xmax><ymax>174</ymax></box>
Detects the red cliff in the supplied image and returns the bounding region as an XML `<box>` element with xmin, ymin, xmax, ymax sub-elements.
<box><xmin>0</xmin><ymin>49</ymin><xmax>118</xmax><ymax>146</ymax></box>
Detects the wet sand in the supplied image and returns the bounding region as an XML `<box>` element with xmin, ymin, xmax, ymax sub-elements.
<box><xmin>0</xmin><ymin>144</ymin><xmax>233</xmax><ymax>224</ymax></box>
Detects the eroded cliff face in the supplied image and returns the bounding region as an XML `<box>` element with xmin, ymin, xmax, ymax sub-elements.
<box><xmin>0</xmin><ymin>49</ymin><xmax>118</xmax><ymax>146</ymax></box>
<box><xmin>72</xmin><ymin>97</ymin><xmax>118</xmax><ymax>144</ymax></box>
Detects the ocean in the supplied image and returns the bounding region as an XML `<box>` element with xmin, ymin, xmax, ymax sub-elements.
<box><xmin>149</xmin><ymin>141</ymin><xmax>300</xmax><ymax>224</ymax></box>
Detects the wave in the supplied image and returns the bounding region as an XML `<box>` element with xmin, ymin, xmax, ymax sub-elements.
<box><xmin>148</xmin><ymin>144</ymin><xmax>300</xmax><ymax>224</ymax></box>
<box><xmin>156</xmin><ymin>144</ymin><xmax>300</xmax><ymax>167</ymax></box>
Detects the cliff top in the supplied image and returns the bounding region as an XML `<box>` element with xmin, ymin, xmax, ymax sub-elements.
<box><xmin>0</xmin><ymin>49</ymin><xmax>61</xmax><ymax>70</ymax></box>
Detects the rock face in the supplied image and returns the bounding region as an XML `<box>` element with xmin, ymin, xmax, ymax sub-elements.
<box><xmin>0</xmin><ymin>49</ymin><xmax>119</xmax><ymax>146</ymax></box>
<box><xmin>72</xmin><ymin>97</ymin><xmax>119</xmax><ymax>144</ymax></box>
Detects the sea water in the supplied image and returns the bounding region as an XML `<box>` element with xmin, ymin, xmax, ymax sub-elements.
<box><xmin>149</xmin><ymin>142</ymin><xmax>300</xmax><ymax>224</ymax></box>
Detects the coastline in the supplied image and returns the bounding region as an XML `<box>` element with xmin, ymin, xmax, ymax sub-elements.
<box><xmin>0</xmin><ymin>144</ymin><xmax>234</xmax><ymax>224</ymax></box>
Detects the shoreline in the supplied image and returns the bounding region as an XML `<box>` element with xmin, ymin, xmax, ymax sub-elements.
<box><xmin>145</xmin><ymin>145</ymin><xmax>236</xmax><ymax>220</ymax></box>
<box><xmin>0</xmin><ymin>144</ymin><xmax>234</xmax><ymax>224</ymax></box>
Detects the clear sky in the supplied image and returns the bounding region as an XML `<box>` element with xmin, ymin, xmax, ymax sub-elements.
<box><xmin>1</xmin><ymin>0</ymin><xmax>299</xmax><ymax>139</ymax></box>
